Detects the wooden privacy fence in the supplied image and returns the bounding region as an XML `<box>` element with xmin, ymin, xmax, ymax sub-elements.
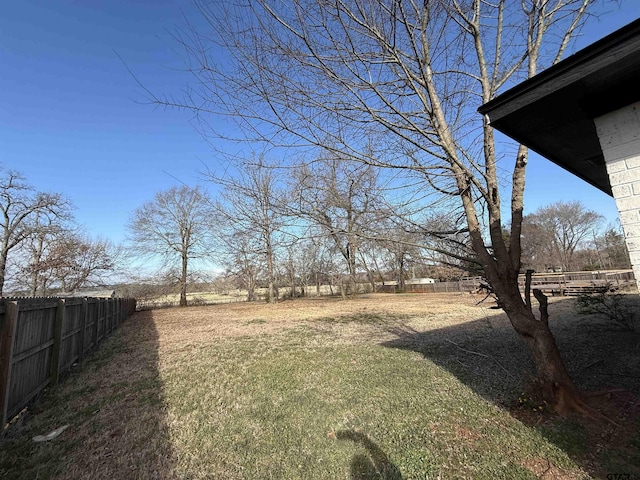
<box><xmin>0</xmin><ymin>296</ymin><xmax>136</xmax><ymax>427</ymax></box>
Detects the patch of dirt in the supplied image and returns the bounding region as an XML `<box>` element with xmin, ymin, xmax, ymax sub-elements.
<box><xmin>521</xmin><ymin>457</ymin><xmax>576</xmax><ymax>479</ymax></box>
<box><xmin>581</xmin><ymin>390</ymin><xmax>640</xmax><ymax>478</ymax></box>
<box><xmin>511</xmin><ymin>388</ymin><xmax>640</xmax><ymax>479</ymax></box>
<box><xmin>454</xmin><ymin>426</ymin><xmax>484</xmax><ymax>448</ymax></box>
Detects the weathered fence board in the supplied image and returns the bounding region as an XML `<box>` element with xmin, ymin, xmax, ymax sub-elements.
<box><xmin>0</xmin><ymin>296</ymin><xmax>136</xmax><ymax>427</ymax></box>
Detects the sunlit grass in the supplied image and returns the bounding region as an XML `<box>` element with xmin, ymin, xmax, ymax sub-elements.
<box><xmin>159</xmin><ymin>332</ymin><xmax>583</xmax><ymax>479</ymax></box>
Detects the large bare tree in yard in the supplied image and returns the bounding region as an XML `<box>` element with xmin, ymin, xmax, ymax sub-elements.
<box><xmin>127</xmin><ymin>185</ymin><xmax>213</xmax><ymax>307</ymax></box>
<box><xmin>162</xmin><ymin>1</ymin><xmax>603</xmax><ymax>412</ymax></box>
<box><xmin>211</xmin><ymin>158</ymin><xmax>288</xmax><ymax>303</ymax></box>
<box><xmin>0</xmin><ymin>168</ymin><xmax>70</xmax><ymax>296</ymax></box>
<box><xmin>294</xmin><ymin>158</ymin><xmax>387</xmax><ymax>295</ymax></box>
<box><xmin>16</xmin><ymin>212</ymin><xmax>66</xmax><ymax>296</ymax></box>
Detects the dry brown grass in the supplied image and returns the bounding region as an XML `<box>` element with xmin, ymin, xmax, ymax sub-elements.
<box><xmin>1</xmin><ymin>292</ymin><xmax>638</xmax><ymax>479</ymax></box>
<box><xmin>152</xmin><ymin>292</ymin><xmax>489</xmax><ymax>346</ymax></box>
<box><xmin>37</xmin><ymin>294</ymin><xmax>473</xmax><ymax>480</ymax></box>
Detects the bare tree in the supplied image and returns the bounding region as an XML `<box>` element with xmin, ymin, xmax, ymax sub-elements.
<box><xmin>16</xmin><ymin>212</ymin><xmax>66</xmax><ymax>296</ymax></box>
<box><xmin>45</xmin><ymin>233</ymin><xmax>121</xmax><ymax>293</ymax></box>
<box><xmin>371</xmin><ymin>212</ymin><xmax>473</xmax><ymax>287</ymax></box>
<box><xmin>211</xmin><ymin>158</ymin><xmax>288</xmax><ymax>303</ymax></box>
<box><xmin>0</xmin><ymin>168</ymin><xmax>71</xmax><ymax>296</ymax></box>
<box><xmin>17</xmin><ymin>226</ymin><xmax>117</xmax><ymax>295</ymax></box>
<box><xmin>523</xmin><ymin>201</ymin><xmax>604</xmax><ymax>272</ymax></box>
<box><xmin>357</xmin><ymin>242</ymin><xmax>382</xmax><ymax>292</ymax></box>
<box><xmin>158</xmin><ymin>0</ymin><xmax>602</xmax><ymax>411</ymax></box>
<box><xmin>127</xmin><ymin>185</ymin><xmax>214</xmax><ymax>307</ymax></box>
<box><xmin>377</xmin><ymin>229</ymin><xmax>422</xmax><ymax>291</ymax></box>
<box><xmin>289</xmin><ymin>240</ymin><xmax>313</xmax><ymax>297</ymax></box>
<box><xmin>294</xmin><ymin>158</ymin><xmax>388</xmax><ymax>294</ymax></box>
<box><xmin>520</xmin><ymin>220</ymin><xmax>557</xmax><ymax>272</ymax></box>
<box><xmin>291</xmin><ymin>233</ymin><xmax>337</xmax><ymax>297</ymax></box>
<box><xmin>218</xmin><ymin>230</ymin><xmax>263</xmax><ymax>302</ymax></box>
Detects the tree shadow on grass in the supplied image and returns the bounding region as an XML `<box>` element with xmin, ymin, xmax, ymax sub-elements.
<box><xmin>381</xmin><ymin>295</ymin><xmax>640</xmax><ymax>478</ymax></box>
<box><xmin>336</xmin><ymin>430</ymin><xmax>404</xmax><ymax>480</ymax></box>
<box><xmin>383</xmin><ymin>296</ymin><xmax>640</xmax><ymax>402</ymax></box>
<box><xmin>0</xmin><ymin>310</ymin><xmax>176</xmax><ymax>479</ymax></box>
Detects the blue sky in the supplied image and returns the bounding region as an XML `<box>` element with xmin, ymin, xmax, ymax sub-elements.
<box><xmin>1</xmin><ymin>1</ymin><xmax>638</xmax><ymax>245</ymax></box>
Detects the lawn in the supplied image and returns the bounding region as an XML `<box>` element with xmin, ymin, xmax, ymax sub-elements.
<box><xmin>1</xmin><ymin>293</ymin><xmax>639</xmax><ymax>479</ymax></box>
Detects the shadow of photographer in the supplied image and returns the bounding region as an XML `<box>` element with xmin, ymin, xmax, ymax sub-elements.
<box><xmin>336</xmin><ymin>430</ymin><xmax>404</xmax><ymax>480</ymax></box>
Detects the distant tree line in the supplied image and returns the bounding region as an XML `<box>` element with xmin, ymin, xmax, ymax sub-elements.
<box><xmin>124</xmin><ymin>156</ymin><xmax>475</xmax><ymax>306</ymax></box>
<box><xmin>124</xmin><ymin>161</ymin><xmax>629</xmax><ymax>307</ymax></box>
<box><xmin>4</xmin><ymin>165</ymin><xmax>627</xmax><ymax>302</ymax></box>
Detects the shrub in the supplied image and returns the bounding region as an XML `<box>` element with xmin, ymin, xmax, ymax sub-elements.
<box><xmin>574</xmin><ymin>292</ymin><xmax>638</xmax><ymax>331</ymax></box>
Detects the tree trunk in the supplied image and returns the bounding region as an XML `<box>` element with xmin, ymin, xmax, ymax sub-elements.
<box><xmin>180</xmin><ymin>253</ymin><xmax>188</xmax><ymax>307</ymax></box>
<box><xmin>458</xmin><ymin>154</ymin><xmax>586</xmax><ymax>413</ymax></box>
<box><xmin>496</xmin><ymin>281</ymin><xmax>585</xmax><ymax>413</ymax></box>
<box><xmin>247</xmin><ymin>277</ymin><xmax>256</xmax><ymax>302</ymax></box>
<box><xmin>29</xmin><ymin>236</ymin><xmax>44</xmax><ymax>297</ymax></box>
<box><xmin>397</xmin><ymin>257</ymin><xmax>406</xmax><ymax>292</ymax></box>
<box><xmin>290</xmin><ymin>274</ymin><xmax>296</xmax><ymax>298</ymax></box>
<box><xmin>29</xmin><ymin>275</ymin><xmax>38</xmax><ymax>297</ymax></box>
<box><xmin>347</xmin><ymin>255</ymin><xmax>358</xmax><ymax>296</ymax></box>
<box><xmin>288</xmin><ymin>256</ymin><xmax>296</xmax><ymax>298</ymax></box>
<box><xmin>0</xmin><ymin>243</ymin><xmax>8</xmax><ymax>297</ymax></box>
<box><xmin>30</xmin><ymin>235</ymin><xmax>44</xmax><ymax>296</ymax></box>
<box><xmin>266</xmin><ymin>237</ymin><xmax>276</xmax><ymax>304</ymax></box>
<box><xmin>359</xmin><ymin>255</ymin><xmax>377</xmax><ymax>293</ymax></box>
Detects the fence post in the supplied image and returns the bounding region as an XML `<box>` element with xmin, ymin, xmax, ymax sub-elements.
<box><xmin>78</xmin><ymin>298</ymin><xmax>87</xmax><ymax>362</ymax></box>
<box><xmin>97</xmin><ymin>299</ymin><xmax>103</xmax><ymax>343</ymax></box>
<box><xmin>106</xmin><ymin>300</ymin><xmax>112</xmax><ymax>333</ymax></box>
<box><xmin>50</xmin><ymin>299</ymin><xmax>65</xmax><ymax>386</ymax></box>
<box><xmin>93</xmin><ymin>299</ymin><xmax>98</xmax><ymax>346</ymax></box>
<box><xmin>0</xmin><ymin>301</ymin><xmax>19</xmax><ymax>427</ymax></box>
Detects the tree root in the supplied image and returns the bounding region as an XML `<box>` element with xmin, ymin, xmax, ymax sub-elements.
<box><xmin>584</xmin><ymin>388</ymin><xmax>626</xmax><ymax>398</ymax></box>
<box><xmin>550</xmin><ymin>383</ymin><xmax>620</xmax><ymax>426</ymax></box>
<box><xmin>526</xmin><ymin>378</ymin><xmax>620</xmax><ymax>426</ymax></box>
